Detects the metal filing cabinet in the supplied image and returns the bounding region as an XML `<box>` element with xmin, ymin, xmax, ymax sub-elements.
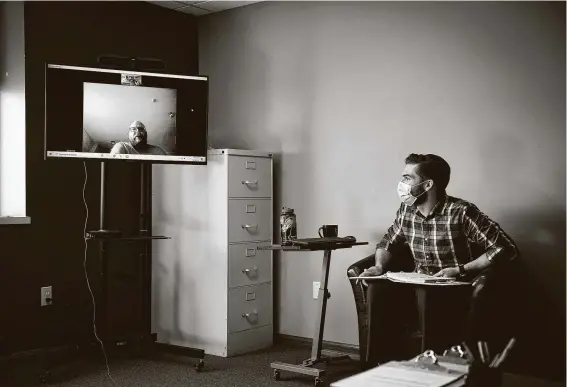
<box><xmin>219</xmin><ymin>149</ymin><xmax>274</xmax><ymax>356</ymax></box>
<box><xmin>152</xmin><ymin>149</ymin><xmax>273</xmax><ymax>357</ymax></box>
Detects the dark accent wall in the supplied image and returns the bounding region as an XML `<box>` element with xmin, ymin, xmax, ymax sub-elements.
<box><xmin>0</xmin><ymin>1</ymin><xmax>198</xmax><ymax>356</ymax></box>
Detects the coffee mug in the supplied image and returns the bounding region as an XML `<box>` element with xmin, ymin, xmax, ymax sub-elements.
<box><xmin>318</xmin><ymin>225</ymin><xmax>338</xmax><ymax>238</ymax></box>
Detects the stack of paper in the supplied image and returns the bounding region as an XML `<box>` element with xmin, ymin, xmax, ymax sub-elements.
<box><xmin>331</xmin><ymin>362</ymin><xmax>465</xmax><ymax>387</ymax></box>
<box><xmin>385</xmin><ymin>272</ymin><xmax>455</xmax><ymax>284</ymax></box>
<box><xmin>349</xmin><ymin>272</ymin><xmax>471</xmax><ymax>286</ymax></box>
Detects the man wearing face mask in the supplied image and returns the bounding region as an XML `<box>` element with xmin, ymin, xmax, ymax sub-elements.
<box><xmin>359</xmin><ymin>153</ymin><xmax>519</xmax><ymax>366</ymax></box>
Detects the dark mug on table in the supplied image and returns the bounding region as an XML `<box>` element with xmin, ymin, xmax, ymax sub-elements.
<box><xmin>318</xmin><ymin>225</ymin><xmax>338</xmax><ymax>238</ymax></box>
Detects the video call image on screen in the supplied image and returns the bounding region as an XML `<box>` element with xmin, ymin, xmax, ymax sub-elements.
<box><xmin>82</xmin><ymin>82</ymin><xmax>177</xmax><ymax>157</ymax></box>
<box><xmin>45</xmin><ymin>64</ymin><xmax>208</xmax><ymax>164</ymax></box>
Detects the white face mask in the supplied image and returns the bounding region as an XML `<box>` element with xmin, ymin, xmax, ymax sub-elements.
<box><xmin>397</xmin><ymin>180</ymin><xmax>431</xmax><ymax>206</ymax></box>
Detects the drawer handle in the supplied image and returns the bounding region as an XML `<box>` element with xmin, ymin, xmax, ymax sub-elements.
<box><xmin>242</xmin><ymin>311</ymin><xmax>258</xmax><ymax>318</ymax></box>
<box><xmin>242</xmin><ymin>180</ymin><xmax>258</xmax><ymax>185</ymax></box>
<box><xmin>245</xmin><ymin>161</ymin><xmax>256</xmax><ymax>170</ymax></box>
<box><xmin>242</xmin><ymin>266</ymin><xmax>259</xmax><ymax>275</ymax></box>
<box><xmin>245</xmin><ymin>248</ymin><xmax>256</xmax><ymax>257</ymax></box>
<box><xmin>241</xmin><ymin>224</ymin><xmax>258</xmax><ymax>229</ymax></box>
<box><xmin>246</xmin><ymin>292</ymin><xmax>256</xmax><ymax>301</ymax></box>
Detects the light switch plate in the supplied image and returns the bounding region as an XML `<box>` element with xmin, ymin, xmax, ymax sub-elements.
<box><xmin>41</xmin><ymin>286</ymin><xmax>52</xmax><ymax>306</ymax></box>
<box><xmin>313</xmin><ymin>281</ymin><xmax>321</xmax><ymax>299</ymax></box>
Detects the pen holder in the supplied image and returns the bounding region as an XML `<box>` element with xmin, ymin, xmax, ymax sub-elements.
<box><xmin>465</xmin><ymin>361</ymin><xmax>502</xmax><ymax>387</ymax></box>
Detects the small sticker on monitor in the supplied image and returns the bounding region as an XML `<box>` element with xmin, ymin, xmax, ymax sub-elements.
<box><xmin>121</xmin><ymin>74</ymin><xmax>142</xmax><ymax>86</ymax></box>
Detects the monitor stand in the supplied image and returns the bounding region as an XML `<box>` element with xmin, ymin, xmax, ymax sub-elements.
<box><xmin>39</xmin><ymin>162</ymin><xmax>204</xmax><ymax>384</ymax></box>
<box><xmin>88</xmin><ymin>161</ymin><xmax>205</xmax><ymax>368</ymax></box>
<box><xmin>85</xmin><ymin>229</ymin><xmax>122</xmax><ymax>238</ymax></box>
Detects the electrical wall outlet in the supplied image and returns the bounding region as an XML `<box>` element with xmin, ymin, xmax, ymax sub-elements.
<box><xmin>313</xmin><ymin>281</ymin><xmax>321</xmax><ymax>299</ymax></box>
<box><xmin>41</xmin><ymin>286</ymin><xmax>52</xmax><ymax>306</ymax></box>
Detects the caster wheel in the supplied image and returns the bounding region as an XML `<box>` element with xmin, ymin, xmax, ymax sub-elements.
<box><xmin>195</xmin><ymin>359</ymin><xmax>204</xmax><ymax>372</ymax></box>
<box><xmin>39</xmin><ymin>370</ymin><xmax>52</xmax><ymax>384</ymax></box>
<box><xmin>273</xmin><ymin>369</ymin><xmax>281</xmax><ymax>380</ymax></box>
<box><xmin>314</xmin><ymin>376</ymin><xmax>324</xmax><ymax>386</ymax></box>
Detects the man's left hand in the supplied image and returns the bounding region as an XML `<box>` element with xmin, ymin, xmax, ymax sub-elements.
<box><xmin>433</xmin><ymin>267</ymin><xmax>460</xmax><ymax>278</ymax></box>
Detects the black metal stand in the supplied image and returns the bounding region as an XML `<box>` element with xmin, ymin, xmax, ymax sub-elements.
<box><xmin>259</xmin><ymin>242</ymin><xmax>368</xmax><ymax>386</ymax></box>
<box><xmin>80</xmin><ymin>162</ymin><xmax>204</xmax><ymax>373</ymax></box>
<box><xmin>36</xmin><ymin>58</ymin><xmax>204</xmax><ymax>384</ymax></box>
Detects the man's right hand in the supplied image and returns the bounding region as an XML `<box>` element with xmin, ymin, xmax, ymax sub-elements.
<box><xmin>360</xmin><ymin>265</ymin><xmax>384</xmax><ymax>277</ymax></box>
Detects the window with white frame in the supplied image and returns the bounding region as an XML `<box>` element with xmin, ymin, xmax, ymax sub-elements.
<box><xmin>0</xmin><ymin>1</ymin><xmax>30</xmax><ymax>225</ymax></box>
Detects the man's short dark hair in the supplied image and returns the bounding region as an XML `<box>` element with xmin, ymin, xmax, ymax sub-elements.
<box><xmin>405</xmin><ymin>153</ymin><xmax>451</xmax><ymax>191</ymax></box>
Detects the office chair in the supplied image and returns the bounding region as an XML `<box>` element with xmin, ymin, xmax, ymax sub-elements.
<box><xmin>346</xmin><ymin>243</ymin><xmax>509</xmax><ymax>369</ymax></box>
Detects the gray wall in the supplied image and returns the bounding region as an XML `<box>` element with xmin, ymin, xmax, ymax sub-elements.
<box><xmin>199</xmin><ymin>1</ymin><xmax>565</xmax><ymax>347</ymax></box>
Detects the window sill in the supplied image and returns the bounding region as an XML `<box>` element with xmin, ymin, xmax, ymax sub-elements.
<box><xmin>0</xmin><ymin>216</ymin><xmax>31</xmax><ymax>225</ymax></box>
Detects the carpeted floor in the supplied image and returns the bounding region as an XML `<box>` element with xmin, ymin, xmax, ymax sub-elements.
<box><xmin>3</xmin><ymin>340</ymin><xmax>565</xmax><ymax>387</ymax></box>
<box><xmin>9</xmin><ymin>341</ymin><xmax>360</xmax><ymax>387</ymax></box>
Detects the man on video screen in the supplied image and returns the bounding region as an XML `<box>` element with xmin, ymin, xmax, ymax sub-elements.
<box><xmin>110</xmin><ymin>121</ymin><xmax>167</xmax><ymax>155</ymax></box>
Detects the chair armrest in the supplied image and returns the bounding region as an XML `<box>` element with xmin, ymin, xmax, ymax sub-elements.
<box><xmin>347</xmin><ymin>244</ymin><xmax>415</xmax><ymax>277</ymax></box>
<box><xmin>471</xmin><ymin>272</ymin><xmax>489</xmax><ymax>299</ymax></box>
<box><xmin>346</xmin><ymin>254</ymin><xmax>375</xmax><ymax>368</ymax></box>
<box><xmin>470</xmin><ymin>263</ymin><xmax>506</xmax><ymax>300</ymax></box>
<box><xmin>347</xmin><ymin>254</ymin><xmax>375</xmax><ymax>278</ymax></box>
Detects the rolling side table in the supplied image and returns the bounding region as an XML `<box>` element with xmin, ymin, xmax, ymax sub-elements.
<box><xmin>258</xmin><ymin>241</ymin><xmax>368</xmax><ymax>386</ymax></box>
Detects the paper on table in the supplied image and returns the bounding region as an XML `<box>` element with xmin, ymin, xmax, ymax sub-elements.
<box><xmin>349</xmin><ymin>272</ymin><xmax>453</xmax><ymax>283</ymax></box>
<box><xmin>331</xmin><ymin>363</ymin><xmax>464</xmax><ymax>387</ymax></box>
<box><xmin>385</xmin><ymin>272</ymin><xmax>455</xmax><ymax>284</ymax></box>
<box><xmin>349</xmin><ymin>274</ymin><xmax>388</xmax><ymax>281</ymax></box>
<box><xmin>349</xmin><ymin>272</ymin><xmax>471</xmax><ymax>287</ymax></box>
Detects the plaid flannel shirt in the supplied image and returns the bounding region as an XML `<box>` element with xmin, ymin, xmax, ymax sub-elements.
<box><xmin>376</xmin><ymin>195</ymin><xmax>518</xmax><ymax>273</ymax></box>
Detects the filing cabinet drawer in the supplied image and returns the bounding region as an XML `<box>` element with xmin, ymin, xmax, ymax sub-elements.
<box><xmin>228</xmin><ymin>283</ymin><xmax>272</xmax><ymax>333</ymax></box>
<box><xmin>227</xmin><ymin>325</ymin><xmax>273</xmax><ymax>357</ymax></box>
<box><xmin>228</xmin><ymin>242</ymin><xmax>272</xmax><ymax>288</ymax></box>
<box><xmin>228</xmin><ymin>199</ymin><xmax>271</xmax><ymax>242</ymax></box>
<box><xmin>228</xmin><ymin>156</ymin><xmax>272</xmax><ymax>198</ymax></box>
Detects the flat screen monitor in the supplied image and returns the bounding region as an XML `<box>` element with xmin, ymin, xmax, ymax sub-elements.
<box><xmin>44</xmin><ymin>64</ymin><xmax>208</xmax><ymax>164</ymax></box>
